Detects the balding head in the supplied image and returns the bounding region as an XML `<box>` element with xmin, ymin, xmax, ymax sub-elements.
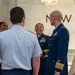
<box><xmin>50</xmin><ymin>10</ymin><xmax>62</xmax><ymax>26</ymax></box>
<box><xmin>50</xmin><ymin>10</ymin><xmax>62</xmax><ymax>21</ymax></box>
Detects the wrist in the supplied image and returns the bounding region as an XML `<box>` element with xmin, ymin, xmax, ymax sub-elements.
<box><xmin>54</xmin><ymin>71</ymin><xmax>60</xmax><ymax>75</ymax></box>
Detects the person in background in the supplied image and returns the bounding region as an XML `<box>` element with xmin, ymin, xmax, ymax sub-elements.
<box><xmin>44</xmin><ymin>10</ymin><xmax>69</xmax><ymax>75</ymax></box>
<box><xmin>68</xmin><ymin>55</ymin><xmax>75</xmax><ymax>75</ymax></box>
<box><xmin>0</xmin><ymin>22</ymin><xmax>8</xmax><ymax>32</ymax></box>
<box><xmin>0</xmin><ymin>6</ymin><xmax>42</xmax><ymax>75</ymax></box>
<box><xmin>35</xmin><ymin>23</ymin><xmax>50</xmax><ymax>75</ymax></box>
<box><xmin>0</xmin><ymin>21</ymin><xmax>8</xmax><ymax>74</ymax></box>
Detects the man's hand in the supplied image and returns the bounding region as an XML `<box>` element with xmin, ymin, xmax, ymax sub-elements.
<box><xmin>54</xmin><ymin>72</ymin><xmax>60</xmax><ymax>75</ymax></box>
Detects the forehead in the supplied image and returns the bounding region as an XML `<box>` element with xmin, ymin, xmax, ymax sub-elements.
<box><xmin>50</xmin><ymin>15</ymin><xmax>54</xmax><ymax>20</ymax></box>
<box><xmin>36</xmin><ymin>23</ymin><xmax>43</xmax><ymax>27</ymax></box>
<box><xmin>50</xmin><ymin>13</ymin><xmax>55</xmax><ymax>18</ymax></box>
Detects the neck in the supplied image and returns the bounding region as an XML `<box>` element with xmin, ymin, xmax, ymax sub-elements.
<box><xmin>54</xmin><ymin>22</ymin><xmax>61</xmax><ymax>27</ymax></box>
<box><xmin>37</xmin><ymin>33</ymin><xmax>43</xmax><ymax>35</ymax></box>
<box><xmin>12</xmin><ymin>23</ymin><xmax>24</xmax><ymax>27</ymax></box>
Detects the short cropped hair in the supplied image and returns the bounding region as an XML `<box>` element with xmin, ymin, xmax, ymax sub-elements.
<box><xmin>10</xmin><ymin>6</ymin><xmax>25</xmax><ymax>24</ymax></box>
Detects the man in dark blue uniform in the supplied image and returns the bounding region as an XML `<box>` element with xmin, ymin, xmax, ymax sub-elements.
<box><xmin>35</xmin><ymin>23</ymin><xmax>50</xmax><ymax>75</ymax></box>
<box><xmin>44</xmin><ymin>10</ymin><xmax>69</xmax><ymax>75</ymax></box>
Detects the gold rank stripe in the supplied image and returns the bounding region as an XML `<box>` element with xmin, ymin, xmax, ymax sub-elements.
<box><xmin>55</xmin><ymin>62</ymin><xmax>64</xmax><ymax>70</ymax></box>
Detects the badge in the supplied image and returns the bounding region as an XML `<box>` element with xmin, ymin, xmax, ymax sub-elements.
<box><xmin>40</xmin><ymin>38</ymin><xmax>46</xmax><ymax>42</ymax></box>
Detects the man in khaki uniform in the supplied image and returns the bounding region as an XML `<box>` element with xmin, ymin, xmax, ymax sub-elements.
<box><xmin>69</xmin><ymin>55</ymin><xmax>75</xmax><ymax>75</ymax></box>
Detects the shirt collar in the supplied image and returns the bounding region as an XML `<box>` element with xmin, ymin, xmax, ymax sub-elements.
<box><xmin>11</xmin><ymin>25</ymin><xmax>24</xmax><ymax>30</ymax></box>
<box><xmin>55</xmin><ymin>23</ymin><xmax>62</xmax><ymax>30</ymax></box>
<box><xmin>37</xmin><ymin>33</ymin><xmax>42</xmax><ymax>38</ymax></box>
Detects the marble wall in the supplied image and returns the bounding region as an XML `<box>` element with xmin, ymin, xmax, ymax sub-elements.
<box><xmin>0</xmin><ymin>0</ymin><xmax>17</xmax><ymax>28</ymax></box>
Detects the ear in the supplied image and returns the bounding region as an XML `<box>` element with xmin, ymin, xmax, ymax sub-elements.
<box><xmin>21</xmin><ymin>17</ymin><xmax>25</xmax><ymax>26</ymax></box>
<box><xmin>22</xmin><ymin>17</ymin><xmax>25</xmax><ymax>22</ymax></box>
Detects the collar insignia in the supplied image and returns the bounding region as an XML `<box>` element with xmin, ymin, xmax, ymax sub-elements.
<box><xmin>53</xmin><ymin>32</ymin><xmax>58</xmax><ymax>36</ymax></box>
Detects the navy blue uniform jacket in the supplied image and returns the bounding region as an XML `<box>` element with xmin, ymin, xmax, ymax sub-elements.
<box><xmin>38</xmin><ymin>33</ymin><xmax>50</xmax><ymax>51</ymax></box>
<box><xmin>44</xmin><ymin>23</ymin><xmax>69</xmax><ymax>75</ymax></box>
<box><xmin>37</xmin><ymin>33</ymin><xmax>50</xmax><ymax>75</ymax></box>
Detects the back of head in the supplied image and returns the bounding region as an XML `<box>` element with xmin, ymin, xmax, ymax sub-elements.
<box><xmin>50</xmin><ymin>10</ymin><xmax>62</xmax><ymax>21</ymax></box>
<box><xmin>10</xmin><ymin>6</ymin><xmax>25</xmax><ymax>24</ymax></box>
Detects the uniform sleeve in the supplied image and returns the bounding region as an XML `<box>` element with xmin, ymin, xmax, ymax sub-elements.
<box><xmin>0</xmin><ymin>34</ymin><xmax>2</xmax><ymax>63</ymax></box>
<box><xmin>32</xmin><ymin>36</ymin><xmax>42</xmax><ymax>58</ymax></box>
<box><xmin>0</xmin><ymin>45</ymin><xmax>1</xmax><ymax>63</ymax></box>
<box><xmin>54</xmin><ymin>28</ymin><xmax>69</xmax><ymax>73</ymax></box>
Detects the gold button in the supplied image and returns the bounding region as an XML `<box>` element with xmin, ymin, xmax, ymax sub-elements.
<box><xmin>41</xmin><ymin>45</ymin><xmax>43</xmax><ymax>46</ymax></box>
<box><xmin>49</xmin><ymin>44</ymin><xmax>50</xmax><ymax>46</ymax></box>
<box><xmin>50</xmin><ymin>39</ymin><xmax>51</xmax><ymax>40</ymax></box>
<box><xmin>53</xmin><ymin>60</ymin><xmax>55</xmax><ymax>62</ymax></box>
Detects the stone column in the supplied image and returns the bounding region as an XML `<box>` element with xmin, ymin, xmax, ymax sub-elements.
<box><xmin>0</xmin><ymin>0</ymin><xmax>3</xmax><ymax>21</ymax></box>
<box><xmin>1</xmin><ymin>0</ymin><xmax>9</xmax><ymax>22</ymax></box>
<box><xmin>9</xmin><ymin>0</ymin><xmax>17</xmax><ymax>10</ymax></box>
<box><xmin>0</xmin><ymin>0</ymin><xmax>17</xmax><ymax>28</ymax></box>
<box><xmin>8</xmin><ymin>0</ymin><xmax>17</xmax><ymax>28</ymax></box>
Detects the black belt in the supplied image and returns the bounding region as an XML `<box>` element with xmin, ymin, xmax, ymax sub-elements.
<box><xmin>2</xmin><ymin>68</ymin><xmax>28</xmax><ymax>71</ymax></box>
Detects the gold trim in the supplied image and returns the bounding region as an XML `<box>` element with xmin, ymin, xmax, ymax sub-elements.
<box><xmin>43</xmin><ymin>49</ymin><xmax>49</xmax><ymax>57</ymax></box>
<box><xmin>55</xmin><ymin>62</ymin><xmax>64</xmax><ymax>70</ymax></box>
